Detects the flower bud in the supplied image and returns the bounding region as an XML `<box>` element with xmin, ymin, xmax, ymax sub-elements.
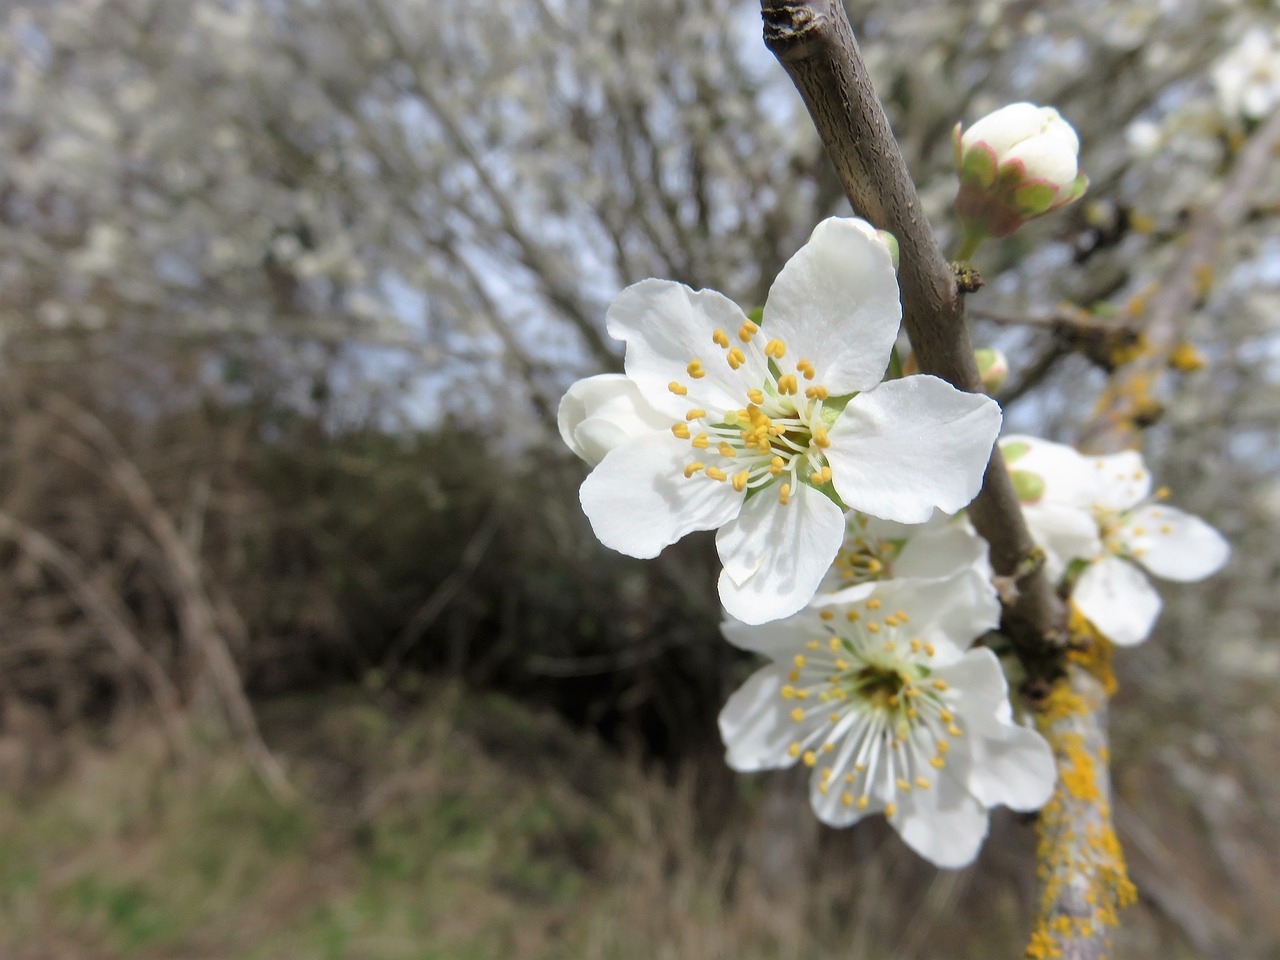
<box><xmin>974</xmin><ymin>347</ymin><xmax>1009</xmax><ymax>393</ymax></box>
<box><xmin>954</xmin><ymin>103</ymin><xmax>1088</xmax><ymax>241</ymax></box>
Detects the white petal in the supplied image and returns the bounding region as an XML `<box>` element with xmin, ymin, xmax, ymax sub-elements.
<box><xmin>1022</xmin><ymin>502</ymin><xmax>1103</xmax><ymax>581</ymax></box>
<box><xmin>580</xmin><ymin>433</ymin><xmax>741</xmax><ymax>559</ymax></box>
<box><xmin>1072</xmin><ymin>555</ymin><xmax>1162</xmax><ymax>646</ymax></box>
<box><xmin>966</xmin><ymin>724</ymin><xmax>1057</xmax><ymax>812</ymax></box>
<box><xmin>1004</xmin><ymin>128</ymin><xmax>1079</xmax><ymax>191</ymax></box>
<box><xmin>930</xmin><ymin>648</ymin><xmax>1014</xmax><ymax>734</ymax></box>
<box><xmin>760</xmin><ymin>218</ymin><xmax>902</xmax><ymax>395</ymax></box>
<box><xmin>717</xmin><ymin>483</ymin><xmax>847</xmax><ymax>624</ymax></box>
<box><xmin>863</xmin><ymin>574</ymin><xmax>999</xmax><ymax>652</ymax></box>
<box><xmin>1000</xmin><ymin>434</ymin><xmax>1093</xmax><ymax>507</ymax></box>
<box><xmin>720</xmin><ymin>609</ymin><xmax>826</xmax><ymax>657</ymax></box>
<box><xmin>1081</xmin><ymin>450</ymin><xmax>1151</xmax><ymax>512</ymax></box>
<box><xmin>558</xmin><ymin>374</ymin><xmax>670</xmax><ymax>465</ymax></box>
<box><xmin>1123</xmin><ymin>505</ymin><xmax>1230</xmax><ymax>582</ymax></box>
<box><xmin>894</xmin><ymin>768</ymin><xmax>990</xmax><ymax>868</ymax></box>
<box><xmin>891</xmin><ymin>512</ymin><xmax>991</xmax><ymax>581</ymax></box>
<box><xmin>826</xmin><ymin>376</ymin><xmax>1001</xmax><ymax>524</ymax></box>
<box><xmin>606</xmin><ymin>279</ymin><xmax>760</xmax><ymax>418</ymax></box>
<box><xmin>719</xmin><ymin>666</ymin><xmax>814</xmax><ymax>772</ymax></box>
<box><xmin>960</xmin><ymin>102</ymin><xmax>1045</xmax><ymax>156</ymax></box>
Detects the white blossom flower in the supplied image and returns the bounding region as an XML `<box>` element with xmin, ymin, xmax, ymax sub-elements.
<box><xmin>563</xmin><ymin>217</ymin><xmax>1002</xmax><ymax>625</ymax></box>
<box><xmin>954</xmin><ymin>103</ymin><xmax>1088</xmax><ymax>240</ymax></box>
<box><xmin>818</xmin><ymin>509</ymin><xmax>992</xmax><ymax>597</ymax></box>
<box><xmin>1213</xmin><ymin>27</ymin><xmax>1280</xmax><ymax>122</ymax></box>
<box><xmin>718</xmin><ymin>577</ymin><xmax>1054</xmax><ymax>868</ymax></box>
<box><xmin>1001</xmin><ymin>435</ymin><xmax>1230</xmax><ymax>645</ymax></box>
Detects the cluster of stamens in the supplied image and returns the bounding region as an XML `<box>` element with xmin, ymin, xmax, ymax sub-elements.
<box><xmin>1092</xmin><ymin>464</ymin><xmax>1174</xmax><ymax>560</ymax></box>
<box><xmin>832</xmin><ymin>515</ymin><xmax>900</xmax><ymax>585</ymax></box>
<box><xmin>668</xmin><ymin>324</ymin><xmax>835</xmax><ymax>505</ymax></box>
<box><xmin>778</xmin><ymin>596</ymin><xmax>962</xmax><ymax>817</ymax></box>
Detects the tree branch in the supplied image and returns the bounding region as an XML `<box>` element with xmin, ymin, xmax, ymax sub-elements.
<box><xmin>759</xmin><ymin>0</ymin><xmax>1065</xmax><ymax>669</ymax></box>
<box><xmin>757</xmin><ymin>4</ymin><xmax>1131</xmax><ymax>957</ymax></box>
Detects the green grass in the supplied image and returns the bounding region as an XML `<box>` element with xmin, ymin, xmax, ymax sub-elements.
<box><xmin>0</xmin><ymin>680</ymin><xmax>1214</xmax><ymax>960</ymax></box>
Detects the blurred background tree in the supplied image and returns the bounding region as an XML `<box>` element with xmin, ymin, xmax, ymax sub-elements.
<box><xmin>0</xmin><ymin>0</ymin><xmax>1276</xmax><ymax>957</ymax></box>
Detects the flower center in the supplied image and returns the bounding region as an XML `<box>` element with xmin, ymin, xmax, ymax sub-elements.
<box><xmin>778</xmin><ymin>599</ymin><xmax>964</xmax><ymax>816</ymax></box>
<box><xmin>831</xmin><ymin>516</ymin><xmax>901</xmax><ymax>585</ymax></box>
<box><xmin>667</xmin><ymin>327</ymin><xmax>837</xmax><ymax>505</ymax></box>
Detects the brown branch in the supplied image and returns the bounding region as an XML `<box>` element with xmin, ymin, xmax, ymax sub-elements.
<box><xmin>1082</xmin><ymin>106</ymin><xmax>1280</xmax><ymax>451</ymax></box>
<box><xmin>0</xmin><ymin>510</ymin><xmax>189</xmax><ymax>755</ymax></box>
<box><xmin>759</xmin><ymin>0</ymin><xmax>1065</xmax><ymax>668</ymax></box>
<box><xmin>757</xmin><ymin>4</ymin><xmax>1134</xmax><ymax>957</ymax></box>
<box><xmin>46</xmin><ymin>397</ymin><xmax>293</xmax><ymax>802</ymax></box>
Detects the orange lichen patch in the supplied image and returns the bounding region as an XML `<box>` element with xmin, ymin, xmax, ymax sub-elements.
<box><xmin>1028</xmin><ymin>668</ymin><xmax>1134</xmax><ymax>959</ymax></box>
<box><xmin>1168</xmin><ymin>341</ymin><xmax>1206</xmax><ymax>373</ymax></box>
<box><xmin>1066</xmin><ymin>606</ymin><xmax>1117</xmax><ymax>696</ymax></box>
<box><xmin>1193</xmin><ymin>263</ymin><xmax>1215</xmax><ymax>303</ymax></box>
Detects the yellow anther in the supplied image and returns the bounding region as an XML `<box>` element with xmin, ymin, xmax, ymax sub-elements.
<box><xmin>845</xmin><ymin>610</ymin><xmax>860</xmax><ymax>622</ymax></box>
<box><xmin>780</xmin><ymin>685</ymin><xmax>795</xmax><ymax>700</ymax></box>
<box><xmin>685</xmin><ymin>408</ymin><xmax>706</xmax><ymax>421</ymax></box>
<box><xmin>827</xmin><ymin>714</ymin><xmax>839</xmax><ymax>724</ymax></box>
<box><xmin>803</xmin><ymin>750</ymin><xmax>817</xmax><ymax>767</ymax></box>
<box><xmin>727</xmin><ymin>347</ymin><xmax>746</xmax><ymax>369</ymax></box>
<box><xmin>687</xmin><ymin>360</ymin><xmax>705</xmax><ymax>379</ymax></box>
<box><xmin>668</xmin><ymin>381</ymin><xmax>688</xmax><ymax>396</ymax></box>
<box><xmin>795</xmin><ymin>689</ymin><xmax>809</xmax><ymax>700</ymax></box>
<box><xmin>671</xmin><ymin>423</ymin><xmax>691</xmax><ymax>439</ymax></box>
<box><xmin>812</xmin><ymin>426</ymin><xmax>830</xmax><ymax>448</ymax></box>
<box><xmin>790</xmin><ymin>707</ymin><xmax>806</xmax><ymax>723</ymax></box>
<box><xmin>867</xmin><ymin>598</ymin><xmax>882</xmax><ymax>610</ymax></box>
<box><xmin>1160</xmin><ymin>524</ymin><xmax>1172</xmax><ymax>534</ymax></box>
<box><xmin>731</xmin><ymin>470</ymin><xmax>749</xmax><ymax>492</ymax></box>
<box><xmin>757</xmin><ymin>439</ymin><xmax>771</xmax><ymax>453</ymax></box>
<box><xmin>692</xmin><ymin>433</ymin><xmax>710</xmax><ymax>449</ymax></box>
<box><xmin>828</xmin><ymin>637</ymin><xmax>840</xmax><ymax>651</ymax></box>
<box><xmin>764</xmin><ymin>338</ymin><xmax>787</xmax><ymax>358</ymax></box>
<box><xmin>854</xmin><ymin>763</ymin><xmax>866</xmax><ymax>773</ymax></box>
<box><xmin>932</xmin><ymin>679</ymin><xmax>948</xmax><ymax>691</ymax></box>
<box><xmin>948</xmin><ymin>723</ymin><xmax>963</xmax><ymax>737</ymax></box>
<box><xmin>930</xmin><ymin>756</ymin><xmax>946</xmax><ymax>769</ymax></box>
<box><xmin>705</xmin><ymin>466</ymin><xmax>727</xmax><ymax>481</ymax></box>
<box><xmin>712</xmin><ymin>328</ymin><xmax>730</xmax><ymax>348</ymax></box>
<box><xmin>779</xmin><ymin>483</ymin><xmax>791</xmax><ymax>505</ymax></box>
<box><xmin>915</xmin><ymin>777</ymin><xmax>931</xmax><ymax>790</ymax></box>
<box><xmin>937</xmin><ymin>740</ymin><xmax>950</xmax><ymax>753</ymax></box>
<box><xmin>885</xmin><ymin>803</ymin><xmax>897</xmax><ymax>818</ymax></box>
<box><xmin>683</xmin><ymin>461</ymin><xmax>705</xmax><ymax>478</ymax></box>
<box><xmin>806</xmin><ymin>640</ymin><xmax>821</xmax><ymax>651</ymax></box>
<box><xmin>738</xmin><ymin>320</ymin><xmax>758</xmax><ymax>342</ymax></box>
<box><xmin>821</xmin><ymin>768</ymin><xmax>833</xmax><ymax>782</ymax></box>
<box><xmin>805</xmin><ymin>385</ymin><xmax>829</xmax><ymax>400</ymax></box>
<box><xmin>794</xmin><ymin>654</ymin><xmax>807</xmax><ymax>668</ymax></box>
<box><xmin>1156</xmin><ymin>486</ymin><xmax>1171</xmax><ymax>500</ymax></box>
<box><xmin>884</xmin><ymin>615</ymin><xmax>900</xmax><ymax>628</ymax></box>
<box><xmin>895</xmin><ymin>611</ymin><xmax>909</xmax><ymax>622</ymax></box>
<box><xmin>788</xmin><ymin>742</ymin><xmax>801</xmax><ymax>758</ymax></box>
<box><xmin>809</xmin><ymin>466</ymin><xmax>827</xmax><ymax>485</ymax></box>
<box><xmin>796</xmin><ymin>359</ymin><xmax>815</xmax><ymax>379</ymax></box>
<box><xmin>777</xmin><ymin>374</ymin><xmax>798</xmax><ymax>395</ymax></box>
<box><xmin>834</xmin><ymin>659</ymin><xmax>848</xmax><ymax>670</ymax></box>
<box><xmin>1132</xmin><ymin>526</ymin><xmax>1146</xmax><ymax>536</ymax></box>
<box><xmin>896</xmin><ymin>777</ymin><xmax>911</xmax><ymax>792</ymax></box>
<box><xmin>867</xmin><ymin>622</ymin><xmax>881</xmax><ymax>634</ymax></box>
<box><xmin>910</xmin><ymin>639</ymin><xmax>921</xmax><ymax>652</ymax></box>
<box><xmin>769</xmin><ymin>456</ymin><xmax>784</xmax><ymax>476</ymax></box>
<box><xmin>718</xmin><ymin>442</ymin><xmax>736</xmax><ymax>458</ymax></box>
<box><xmin>856</xmin><ymin>795</ymin><xmax>869</xmax><ymax>810</ymax></box>
<box><xmin>819</xmin><ymin>610</ymin><xmax>835</xmax><ymax>622</ymax></box>
<box><xmin>841</xmin><ymin>792</ymin><xmax>855</xmax><ymax>807</ymax></box>
<box><xmin>747</xmin><ymin>388</ymin><xmax>765</xmax><ymax>404</ymax></box>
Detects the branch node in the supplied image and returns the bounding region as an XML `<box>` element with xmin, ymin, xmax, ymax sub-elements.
<box><xmin>952</xmin><ymin>261</ymin><xmax>985</xmax><ymax>294</ymax></box>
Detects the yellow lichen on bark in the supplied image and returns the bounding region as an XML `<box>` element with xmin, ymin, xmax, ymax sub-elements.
<box><xmin>1026</xmin><ymin>642</ymin><xmax>1135</xmax><ymax>959</ymax></box>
